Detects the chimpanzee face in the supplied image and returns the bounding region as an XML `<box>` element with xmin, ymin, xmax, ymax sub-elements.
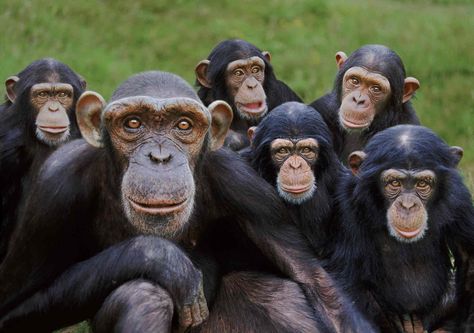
<box><xmin>339</xmin><ymin>67</ymin><xmax>391</xmax><ymax>130</ymax></box>
<box><xmin>270</xmin><ymin>138</ymin><xmax>319</xmax><ymax>204</ymax></box>
<box><xmin>224</xmin><ymin>56</ymin><xmax>268</xmax><ymax>120</ymax></box>
<box><xmin>380</xmin><ymin>168</ymin><xmax>436</xmax><ymax>242</ymax></box>
<box><xmin>76</xmin><ymin>92</ymin><xmax>232</xmax><ymax>239</ymax></box>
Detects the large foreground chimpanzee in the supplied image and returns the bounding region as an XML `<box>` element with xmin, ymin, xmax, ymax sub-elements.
<box><xmin>0</xmin><ymin>71</ymin><xmax>374</xmax><ymax>333</ymax></box>
<box><xmin>196</xmin><ymin>39</ymin><xmax>302</xmax><ymax>150</ymax></box>
<box><xmin>243</xmin><ymin>102</ymin><xmax>345</xmax><ymax>259</ymax></box>
<box><xmin>0</xmin><ymin>58</ymin><xmax>85</xmax><ymax>262</ymax></box>
<box><xmin>310</xmin><ymin>45</ymin><xmax>420</xmax><ymax>163</ymax></box>
<box><xmin>331</xmin><ymin>125</ymin><xmax>474</xmax><ymax>332</ymax></box>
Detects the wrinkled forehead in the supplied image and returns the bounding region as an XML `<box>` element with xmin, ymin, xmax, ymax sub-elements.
<box><xmin>30</xmin><ymin>82</ymin><xmax>73</xmax><ymax>91</ymax></box>
<box><xmin>344</xmin><ymin>66</ymin><xmax>390</xmax><ymax>87</ymax></box>
<box><xmin>103</xmin><ymin>96</ymin><xmax>211</xmax><ymax>123</ymax></box>
<box><xmin>227</xmin><ymin>56</ymin><xmax>265</xmax><ymax>72</ymax></box>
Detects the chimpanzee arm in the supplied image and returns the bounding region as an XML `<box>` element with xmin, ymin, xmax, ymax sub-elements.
<box><xmin>0</xmin><ymin>141</ymin><xmax>100</xmax><ymax>315</ymax></box>
<box><xmin>203</xmin><ymin>149</ymin><xmax>376</xmax><ymax>333</ymax></box>
<box><xmin>0</xmin><ymin>235</ymin><xmax>207</xmax><ymax>333</ymax></box>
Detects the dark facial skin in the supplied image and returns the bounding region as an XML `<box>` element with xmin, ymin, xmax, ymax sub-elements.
<box><xmin>30</xmin><ymin>82</ymin><xmax>74</xmax><ymax>145</ymax></box>
<box><xmin>224</xmin><ymin>56</ymin><xmax>268</xmax><ymax>120</ymax></box>
<box><xmin>340</xmin><ymin>66</ymin><xmax>391</xmax><ymax>130</ymax></box>
<box><xmin>270</xmin><ymin>138</ymin><xmax>318</xmax><ymax>204</ymax></box>
<box><xmin>381</xmin><ymin>168</ymin><xmax>435</xmax><ymax>242</ymax></box>
<box><xmin>102</xmin><ymin>96</ymin><xmax>211</xmax><ymax>238</ymax></box>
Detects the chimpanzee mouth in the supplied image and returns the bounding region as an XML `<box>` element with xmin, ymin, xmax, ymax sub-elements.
<box><xmin>237</xmin><ymin>101</ymin><xmax>268</xmax><ymax>115</ymax></box>
<box><xmin>38</xmin><ymin>125</ymin><xmax>69</xmax><ymax>134</ymax></box>
<box><xmin>280</xmin><ymin>184</ymin><xmax>313</xmax><ymax>194</ymax></box>
<box><xmin>128</xmin><ymin>197</ymin><xmax>188</xmax><ymax>215</ymax></box>
<box><xmin>341</xmin><ymin>117</ymin><xmax>370</xmax><ymax>129</ymax></box>
<box><xmin>393</xmin><ymin>225</ymin><xmax>424</xmax><ymax>239</ymax></box>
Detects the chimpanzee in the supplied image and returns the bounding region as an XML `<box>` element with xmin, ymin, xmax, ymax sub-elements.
<box><xmin>195</xmin><ymin>39</ymin><xmax>302</xmax><ymax>150</ymax></box>
<box><xmin>330</xmin><ymin>125</ymin><xmax>474</xmax><ymax>332</ymax></box>
<box><xmin>0</xmin><ymin>58</ymin><xmax>86</xmax><ymax>262</ymax></box>
<box><xmin>310</xmin><ymin>44</ymin><xmax>420</xmax><ymax>163</ymax></box>
<box><xmin>243</xmin><ymin>102</ymin><xmax>345</xmax><ymax>259</ymax></box>
<box><xmin>0</xmin><ymin>71</ymin><xmax>374</xmax><ymax>333</ymax></box>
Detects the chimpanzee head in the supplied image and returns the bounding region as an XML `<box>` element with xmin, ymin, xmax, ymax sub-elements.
<box><xmin>248</xmin><ymin>102</ymin><xmax>337</xmax><ymax>204</ymax></box>
<box><xmin>4</xmin><ymin>58</ymin><xmax>86</xmax><ymax>146</ymax></box>
<box><xmin>333</xmin><ymin>45</ymin><xmax>419</xmax><ymax>132</ymax></box>
<box><xmin>349</xmin><ymin>125</ymin><xmax>464</xmax><ymax>242</ymax></box>
<box><xmin>76</xmin><ymin>71</ymin><xmax>232</xmax><ymax>239</ymax></box>
<box><xmin>195</xmin><ymin>39</ymin><xmax>275</xmax><ymax>122</ymax></box>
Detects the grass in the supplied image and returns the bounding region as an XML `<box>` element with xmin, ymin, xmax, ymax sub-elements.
<box><xmin>0</xmin><ymin>1</ymin><xmax>472</xmax><ymax>331</ymax></box>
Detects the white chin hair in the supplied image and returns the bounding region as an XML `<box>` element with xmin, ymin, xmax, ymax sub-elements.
<box><xmin>338</xmin><ymin>114</ymin><xmax>368</xmax><ymax>133</ymax></box>
<box><xmin>238</xmin><ymin>106</ymin><xmax>268</xmax><ymax>120</ymax></box>
<box><xmin>36</xmin><ymin>128</ymin><xmax>70</xmax><ymax>146</ymax></box>
<box><xmin>277</xmin><ymin>182</ymin><xmax>317</xmax><ymax>205</ymax></box>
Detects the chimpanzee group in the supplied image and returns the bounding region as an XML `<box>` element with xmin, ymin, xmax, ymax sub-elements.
<box><xmin>0</xmin><ymin>39</ymin><xmax>472</xmax><ymax>333</ymax></box>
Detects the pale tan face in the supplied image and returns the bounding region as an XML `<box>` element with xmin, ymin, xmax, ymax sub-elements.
<box><xmin>340</xmin><ymin>66</ymin><xmax>391</xmax><ymax>130</ymax></box>
<box><xmin>225</xmin><ymin>56</ymin><xmax>267</xmax><ymax>120</ymax></box>
<box><xmin>381</xmin><ymin>168</ymin><xmax>436</xmax><ymax>242</ymax></box>
<box><xmin>271</xmin><ymin>138</ymin><xmax>319</xmax><ymax>204</ymax></box>
<box><xmin>30</xmin><ymin>82</ymin><xmax>74</xmax><ymax>145</ymax></box>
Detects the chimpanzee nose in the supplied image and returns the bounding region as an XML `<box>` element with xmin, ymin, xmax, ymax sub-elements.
<box><xmin>352</xmin><ymin>94</ymin><xmax>367</xmax><ymax>106</ymax></box>
<box><xmin>400</xmin><ymin>197</ymin><xmax>416</xmax><ymax>210</ymax></box>
<box><xmin>149</xmin><ymin>150</ymin><xmax>172</xmax><ymax>164</ymax></box>
<box><xmin>246</xmin><ymin>77</ymin><xmax>258</xmax><ymax>89</ymax></box>
<box><xmin>288</xmin><ymin>156</ymin><xmax>301</xmax><ymax>169</ymax></box>
<box><xmin>49</xmin><ymin>102</ymin><xmax>60</xmax><ymax>112</ymax></box>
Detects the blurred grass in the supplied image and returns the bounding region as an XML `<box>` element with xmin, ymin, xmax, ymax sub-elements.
<box><xmin>0</xmin><ymin>1</ymin><xmax>472</xmax><ymax>331</ymax></box>
<box><xmin>0</xmin><ymin>0</ymin><xmax>472</xmax><ymax>183</ymax></box>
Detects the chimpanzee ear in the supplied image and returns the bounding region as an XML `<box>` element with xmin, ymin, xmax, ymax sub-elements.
<box><xmin>335</xmin><ymin>51</ymin><xmax>348</xmax><ymax>70</ymax></box>
<box><xmin>195</xmin><ymin>60</ymin><xmax>212</xmax><ymax>88</ymax></box>
<box><xmin>449</xmin><ymin>146</ymin><xmax>464</xmax><ymax>167</ymax></box>
<box><xmin>208</xmin><ymin>100</ymin><xmax>233</xmax><ymax>151</ymax></box>
<box><xmin>402</xmin><ymin>77</ymin><xmax>420</xmax><ymax>103</ymax></box>
<box><xmin>348</xmin><ymin>151</ymin><xmax>367</xmax><ymax>175</ymax></box>
<box><xmin>5</xmin><ymin>76</ymin><xmax>19</xmax><ymax>103</ymax></box>
<box><xmin>76</xmin><ymin>91</ymin><xmax>106</xmax><ymax>148</ymax></box>
<box><xmin>247</xmin><ymin>126</ymin><xmax>257</xmax><ymax>144</ymax></box>
<box><xmin>262</xmin><ymin>51</ymin><xmax>272</xmax><ymax>63</ymax></box>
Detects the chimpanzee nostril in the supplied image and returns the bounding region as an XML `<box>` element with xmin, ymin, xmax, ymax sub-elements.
<box><xmin>149</xmin><ymin>151</ymin><xmax>172</xmax><ymax>164</ymax></box>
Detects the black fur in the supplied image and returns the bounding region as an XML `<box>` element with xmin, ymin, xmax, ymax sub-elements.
<box><xmin>0</xmin><ymin>58</ymin><xmax>84</xmax><ymax>262</ymax></box>
<box><xmin>330</xmin><ymin>125</ymin><xmax>474</xmax><ymax>332</ymax></box>
<box><xmin>243</xmin><ymin>102</ymin><xmax>346</xmax><ymax>258</ymax></box>
<box><xmin>0</xmin><ymin>72</ymin><xmax>373</xmax><ymax>333</ymax></box>
<box><xmin>310</xmin><ymin>45</ymin><xmax>420</xmax><ymax>161</ymax></box>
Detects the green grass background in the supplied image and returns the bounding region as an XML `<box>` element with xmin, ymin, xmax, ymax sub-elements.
<box><xmin>0</xmin><ymin>1</ymin><xmax>472</xmax><ymax>330</ymax></box>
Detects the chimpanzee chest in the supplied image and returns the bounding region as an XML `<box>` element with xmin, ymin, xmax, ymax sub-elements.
<box><xmin>375</xmin><ymin>241</ymin><xmax>451</xmax><ymax>314</ymax></box>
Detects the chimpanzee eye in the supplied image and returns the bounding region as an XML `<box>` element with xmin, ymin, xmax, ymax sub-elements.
<box><xmin>301</xmin><ymin>147</ymin><xmax>312</xmax><ymax>153</ymax></box>
<box><xmin>371</xmin><ymin>85</ymin><xmax>382</xmax><ymax>93</ymax></box>
<box><xmin>278</xmin><ymin>147</ymin><xmax>289</xmax><ymax>154</ymax></box>
<box><xmin>350</xmin><ymin>77</ymin><xmax>359</xmax><ymax>85</ymax></box>
<box><xmin>57</xmin><ymin>91</ymin><xmax>68</xmax><ymax>98</ymax></box>
<box><xmin>234</xmin><ymin>69</ymin><xmax>245</xmax><ymax>77</ymax></box>
<box><xmin>416</xmin><ymin>180</ymin><xmax>430</xmax><ymax>189</ymax></box>
<box><xmin>251</xmin><ymin>66</ymin><xmax>261</xmax><ymax>74</ymax></box>
<box><xmin>177</xmin><ymin>119</ymin><xmax>192</xmax><ymax>131</ymax></box>
<box><xmin>38</xmin><ymin>91</ymin><xmax>49</xmax><ymax>98</ymax></box>
<box><xmin>389</xmin><ymin>179</ymin><xmax>401</xmax><ymax>187</ymax></box>
<box><xmin>124</xmin><ymin>117</ymin><xmax>142</xmax><ymax>130</ymax></box>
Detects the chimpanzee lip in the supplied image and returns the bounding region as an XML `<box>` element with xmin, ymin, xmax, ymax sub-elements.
<box><xmin>341</xmin><ymin>117</ymin><xmax>370</xmax><ymax>129</ymax></box>
<box><xmin>128</xmin><ymin>197</ymin><xmax>188</xmax><ymax>215</ymax></box>
<box><xmin>38</xmin><ymin>125</ymin><xmax>69</xmax><ymax>134</ymax></box>
<box><xmin>237</xmin><ymin>101</ymin><xmax>267</xmax><ymax>115</ymax></box>
<box><xmin>280</xmin><ymin>184</ymin><xmax>312</xmax><ymax>194</ymax></box>
<box><xmin>393</xmin><ymin>225</ymin><xmax>423</xmax><ymax>239</ymax></box>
